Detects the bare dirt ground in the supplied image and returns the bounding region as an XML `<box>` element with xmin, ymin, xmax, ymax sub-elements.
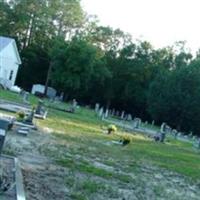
<box><xmin>3</xmin><ymin>125</ymin><xmax>200</xmax><ymax>200</ymax></box>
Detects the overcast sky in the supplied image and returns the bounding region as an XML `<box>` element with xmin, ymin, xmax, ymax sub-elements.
<box><xmin>81</xmin><ymin>0</ymin><xmax>200</xmax><ymax>53</ymax></box>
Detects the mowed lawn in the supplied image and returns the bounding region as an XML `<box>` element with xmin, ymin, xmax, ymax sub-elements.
<box><xmin>37</xmin><ymin>107</ymin><xmax>200</xmax><ymax>180</ymax></box>
<box><xmin>1</xmin><ymin>89</ymin><xmax>200</xmax><ymax>180</ymax></box>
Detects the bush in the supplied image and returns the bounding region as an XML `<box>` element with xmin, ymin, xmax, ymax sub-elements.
<box><xmin>107</xmin><ymin>124</ymin><xmax>117</xmax><ymax>134</ymax></box>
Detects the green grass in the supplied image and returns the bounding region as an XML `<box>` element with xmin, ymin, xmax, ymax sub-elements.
<box><xmin>1</xmin><ymin>89</ymin><xmax>200</xmax><ymax>180</ymax></box>
<box><xmin>0</xmin><ymin>89</ymin><xmax>38</xmax><ymax>104</ymax></box>
<box><xmin>57</xmin><ymin>158</ymin><xmax>132</xmax><ymax>183</ymax></box>
<box><xmin>40</xmin><ymin>108</ymin><xmax>200</xmax><ymax>179</ymax></box>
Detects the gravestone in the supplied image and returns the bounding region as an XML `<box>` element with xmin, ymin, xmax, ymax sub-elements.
<box><xmin>160</xmin><ymin>122</ymin><xmax>167</xmax><ymax>142</ymax></box>
<box><xmin>99</xmin><ymin>107</ymin><xmax>104</xmax><ymax>117</ymax></box>
<box><xmin>133</xmin><ymin>118</ymin><xmax>141</xmax><ymax>129</ymax></box>
<box><xmin>70</xmin><ymin>99</ymin><xmax>77</xmax><ymax>113</ymax></box>
<box><xmin>0</xmin><ymin>119</ymin><xmax>9</xmax><ymax>155</ymax></box>
<box><xmin>0</xmin><ymin>129</ymin><xmax>6</xmax><ymax>155</ymax></box>
<box><xmin>105</xmin><ymin>109</ymin><xmax>109</xmax><ymax>118</ymax></box>
<box><xmin>198</xmin><ymin>138</ymin><xmax>200</xmax><ymax>149</ymax></box>
<box><xmin>165</xmin><ymin>125</ymin><xmax>171</xmax><ymax>134</ymax></box>
<box><xmin>152</xmin><ymin>120</ymin><xmax>155</xmax><ymax>126</ymax></box>
<box><xmin>24</xmin><ymin>109</ymin><xmax>34</xmax><ymax>125</ymax></box>
<box><xmin>172</xmin><ymin>129</ymin><xmax>178</xmax><ymax>139</ymax></box>
<box><xmin>0</xmin><ymin>119</ymin><xmax>11</xmax><ymax>131</ymax></box>
<box><xmin>35</xmin><ymin>100</ymin><xmax>44</xmax><ymax>115</ymax></box>
<box><xmin>95</xmin><ymin>103</ymin><xmax>100</xmax><ymax>113</ymax></box>
<box><xmin>121</xmin><ymin>111</ymin><xmax>125</xmax><ymax>119</ymax></box>
<box><xmin>22</xmin><ymin>92</ymin><xmax>29</xmax><ymax>103</ymax></box>
<box><xmin>127</xmin><ymin>114</ymin><xmax>132</xmax><ymax>121</ymax></box>
<box><xmin>189</xmin><ymin>132</ymin><xmax>193</xmax><ymax>138</ymax></box>
<box><xmin>160</xmin><ymin>132</ymin><xmax>166</xmax><ymax>142</ymax></box>
<box><xmin>72</xmin><ymin>99</ymin><xmax>77</xmax><ymax>108</ymax></box>
<box><xmin>160</xmin><ymin>122</ymin><xmax>167</xmax><ymax>133</ymax></box>
<box><xmin>59</xmin><ymin>92</ymin><xmax>64</xmax><ymax>101</ymax></box>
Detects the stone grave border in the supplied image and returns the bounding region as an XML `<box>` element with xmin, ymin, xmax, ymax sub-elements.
<box><xmin>1</xmin><ymin>155</ymin><xmax>26</xmax><ymax>200</ymax></box>
<box><xmin>0</xmin><ymin>100</ymin><xmax>31</xmax><ymax>109</ymax></box>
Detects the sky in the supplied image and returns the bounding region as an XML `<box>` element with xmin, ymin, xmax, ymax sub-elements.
<box><xmin>81</xmin><ymin>0</ymin><xmax>200</xmax><ymax>53</ymax></box>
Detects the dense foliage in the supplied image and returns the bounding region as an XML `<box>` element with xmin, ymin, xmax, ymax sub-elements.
<box><xmin>1</xmin><ymin>0</ymin><xmax>200</xmax><ymax>135</ymax></box>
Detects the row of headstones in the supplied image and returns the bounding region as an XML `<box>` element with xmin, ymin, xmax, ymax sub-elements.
<box><xmin>156</xmin><ymin>123</ymin><xmax>200</xmax><ymax>147</ymax></box>
<box><xmin>95</xmin><ymin>103</ymin><xmax>200</xmax><ymax>147</ymax></box>
<box><xmin>95</xmin><ymin>103</ymin><xmax>133</xmax><ymax>120</ymax></box>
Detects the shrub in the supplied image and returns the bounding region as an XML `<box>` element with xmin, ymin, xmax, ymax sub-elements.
<box><xmin>107</xmin><ymin>124</ymin><xmax>117</xmax><ymax>134</ymax></box>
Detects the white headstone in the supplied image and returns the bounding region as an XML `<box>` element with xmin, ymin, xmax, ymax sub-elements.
<box><xmin>127</xmin><ymin>114</ymin><xmax>132</xmax><ymax>121</ymax></box>
<box><xmin>95</xmin><ymin>103</ymin><xmax>100</xmax><ymax>113</ymax></box>
<box><xmin>160</xmin><ymin>122</ymin><xmax>167</xmax><ymax>133</ymax></box>
<box><xmin>121</xmin><ymin>111</ymin><xmax>125</xmax><ymax>119</ymax></box>
<box><xmin>99</xmin><ymin>107</ymin><xmax>104</xmax><ymax>117</ymax></box>
<box><xmin>133</xmin><ymin>118</ymin><xmax>141</xmax><ymax>128</ymax></box>
<box><xmin>105</xmin><ymin>109</ymin><xmax>109</xmax><ymax>118</ymax></box>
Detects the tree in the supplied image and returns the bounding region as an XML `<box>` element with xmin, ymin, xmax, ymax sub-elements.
<box><xmin>50</xmin><ymin>37</ymin><xmax>104</xmax><ymax>99</ymax></box>
<box><xmin>148</xmin><ymin>62</ymin><xmax>200</xmax><ymax>135</ymax></box>
<box><xmin>16</xmin><ymin>44</ymin><xmax>50</xmax><ymax>91</ymax></box>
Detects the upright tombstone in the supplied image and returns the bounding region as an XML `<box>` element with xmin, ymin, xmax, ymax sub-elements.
<box><xmin>24</xmin><ymin>108</ymin><xmax>35</xmax><ymax>125</ymax></box>
<box><xmin>22</xmin><ymin>92</ymin><xmax>29</xmax><ymax>103</ymax></box>
<box><xmin>166</xmin><ymin>125</ymin><xmax>172</xmax><ymax>134</ymax></box>
<box><xmin>35</xmin><ymin>100</ymin><xmax>44</xmax><ymax>115</ymax></box>
<box><xmin>160</xmin><ymin>122</ymin><xmax>167</xmax><ymax>142</ymax></box>
<box><xmin>71</xmin><ymin>99</ymin><xmax>77</xmax><ymax>113</ymax></box>
<box><xmin>95</xmin><ymin>103</ymin><xmax>100</xmax><ymax>113</ymax></box>
<box><xmin>72</xmin><ymin>99</ymin><xmax>77</xmax><ymax>108</ymax></box>
<box><xmin>105</xmin><ymin>109</ymin><xmax>109</xmax><ymax>118</ymax></box>
<box><xmin>0</xmin><ymin>129</ymin><xmax>6</xmax><ymax>155</ymax></box>
<box><xmin>59</xmin><ymin>92</ymin><xmax>64</xmax><ymax>101</ymax></box>
<box><xmin>152</xmin><ymin>120</ymin><xmax>155</xmax><ymax>126</ymax></box>
<box><xmin>127</xmin><ymin>114</ymin><xmax>132</xmax><ymax>121</ymax></box>
<box><xmin>0</xmin><ymin>119</ymin><xmax>10</xmax><ymax>131</ymax></box>
<box><xmin>0</xmin><ymin>119</ymin><xmax>10</xmax><ymax>155</ymax></box>
<box><xmin>172</xmin><ymin>129</ymin><xmax>178</xmax><ymax>139</ymax></box>
<box><xmin>133</xmin><ymin>118</ymin><xmax>141</xmax><ymax>129</ymax></box>
<box><xmin>160</xmin><ymin>122</ymin><xmax>167</xmax><ymax>133</ymax></box>
<box><xmin>99</xmin><ymin>107</ymin><xmax>104</xmax><ymax>118</ymax></box>
<box><xmin>121</xmin><ymin>111</ymin><xmax>125</xmax><ymax>119</ymax></box>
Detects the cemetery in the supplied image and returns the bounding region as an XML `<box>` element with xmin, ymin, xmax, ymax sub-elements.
<box><xmin>2</xmin><ymin>1</ymin><xmax>200</xmax><ymax>199</ymax></box>
<box><xmin>0</xmin><ymin>89</ymin><xmax>200</xmax><ymax>200</ymax></box>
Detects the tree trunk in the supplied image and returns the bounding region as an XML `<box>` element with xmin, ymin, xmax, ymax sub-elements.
<box><xmin>44</xmin><ymin>61</ymin><xmax>52</xmax><ymax>96</ymax></box>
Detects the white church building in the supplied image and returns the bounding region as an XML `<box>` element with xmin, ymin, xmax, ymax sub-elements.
<box><xmin>0</xmin><ymin>36</ymin><xmax>21</xmax><ymax>89</ymax></box>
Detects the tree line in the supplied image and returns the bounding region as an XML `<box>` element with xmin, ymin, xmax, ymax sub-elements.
<box><xmin>1</xmin><ymin>0</ymin><xmax>200</xmax><ymax>135</ymax></box>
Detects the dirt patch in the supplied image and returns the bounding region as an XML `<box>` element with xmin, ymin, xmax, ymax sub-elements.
<box><xmin>2</xmin><ymin>126</ymin><xmax>200</xmax><ymax>200</ymax></box>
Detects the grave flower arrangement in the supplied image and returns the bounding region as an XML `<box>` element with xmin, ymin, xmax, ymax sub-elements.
<box><xmin>17</xmin><ymin>110</ymin><xmax>25</xmax><ymax>121</ymax></box>
<box><xmin>120</xmin><ymin>134</ymin><xmax>131</xmax><ymax>146</ymax></box>
<box><xmin>107</xmin><ymin>124</ymin><xmax>117</xmax><ymax>134</ymax></box>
